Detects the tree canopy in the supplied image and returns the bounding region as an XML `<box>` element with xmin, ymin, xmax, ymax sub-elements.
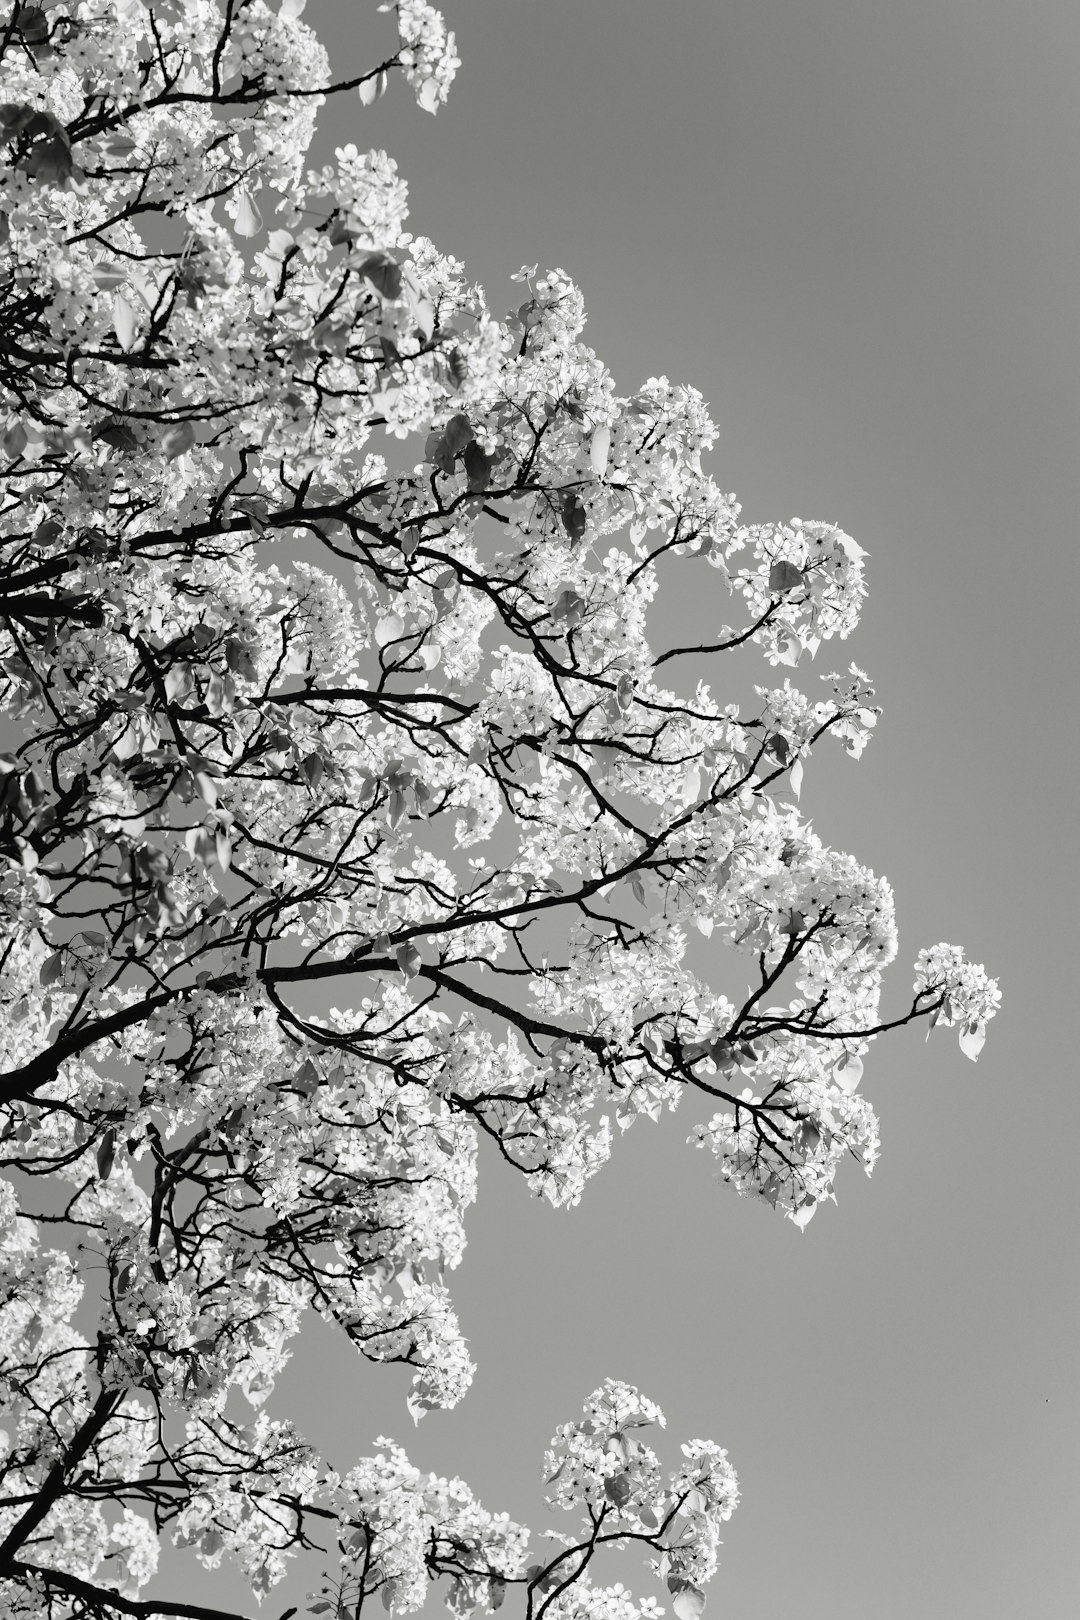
<box><xmin>0</xmin><ymin>3</ymin><xmax>999</xmax><ymax>1617</ymax></box>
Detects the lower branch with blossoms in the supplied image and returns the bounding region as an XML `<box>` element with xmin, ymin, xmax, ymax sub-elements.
<box><xmin>0</xmin><ymin>1378</ymin><xmax>734</xmax><ymax>1620</ymax></box>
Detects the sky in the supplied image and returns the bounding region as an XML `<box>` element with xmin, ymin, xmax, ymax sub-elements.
<box><xmin>169</xmin><ymin>3</ymin><xmax>1079</xmax><ymax>1616</ymax></box>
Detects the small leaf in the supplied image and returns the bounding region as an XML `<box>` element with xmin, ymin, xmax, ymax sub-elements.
<box><xmin>39</xmin><ymin>950</ymin><xmax>63</xmax><ymax>987</ymax></box>
<box><xmin>443</xmin><ymin>413</ymin><xmax>473</xmax><ymax>455</ymax></box>
<box><xmin>374</xmin><ymin>611</ymin><xmax>405</xmax><ymax>648</ymax></box>
<box><xmin>589</xmin><ymin>423</ymin><xmax>611</xmax><ymax>476</ymax></box>
<box><xmin>161</xmin><ymin>421</ymin><xmax>196</xmax><ymax>459</ymax></box>
<box><xmin>395</xmin><ymin>941</ymin><xmax>421</xmax><ymax>979</ymax></box>
<box><xmin>233</xmin><ymin>189</ymin><xmax>263</xmax><ymax>238</ymax></box>
<box><xmin>790</xmin><ymin>757</ymin><xmax>804</xmax><ymax>798</ymax></box>
<box><xmin>604</xmin><ymin>1470</ymin><xmax>632</xmax><ymax>1508</ymax></box>
<box><xmin>768</xmin><ymin>559</ymin><xmax>803</xmax><ymax>592</ymax></box>
<box><xmin>417</xmin><ymin>75</ymin><xmax>441</xmax><ymax>113</ymax></box>
<box><xmin>96</xmin><ymin>1128</ymin><xmax>116</xmax><ymax>1182</ymax></box>
<box><xmin>358</xmin><ymin>69</ymin><xmax>388</xmax><ymax>106</ymax></box>
<box><xmin>93</xmin><ymin>262</ymin><xmax>129</xmax><ymax>291</ymax></box>
<box><xmin>215</xmin><ymin>829</ymin><xmax>232</xmax><ymax>872</ymax></box>
<box><xmin>411</xmin><ymin>296</ymin><xmax>435</xmax><ymax>342</ymax></box>
<box><xmin>561</xmin><ymin>491</ymin><xmax>587</xmax><ymax>541</ymax></box>
<box><xmin>463</xmin><ymin>440</ymin><xmax>493</xmax><ymax>492</ymax></box>
<box><xmin>670</xmin><ymin>1586</ymin><xmax>706</xmax><ymax>1620</ymax></box>
<box><xmin>833</xmin><ymin>1052</ymin><xmax>864</xmax><ymax>1093</ymax></box>
<box><xmin>301</xmin><ymin>752</ymin><xmax>325</xmax><ymax>791</ymax></box>
<box><xmin>959</xmin><ymin>1020</ymin><xmax>986</xmax><ymax>1062</ymax></box>
<box><xmin>359</xmin><ymin>251</ymin><xmax>403</xmax><ymax>301</ymax></box>
<box><xmin>95</xmin><ymin>418</ymin><xmax>139</xmax><ymax>453</ymax></box>
<box><xmin>194</xmin><ymin>771</ymin><xmax>217</xmax><ymax>808</ymax></box>
<box><xmin>112</xmin><ymin>290</ymin><xmax>138</xmax><ymax>350</ymax></box>
<box><xmin>680</xmin><ymin>765</ymin><xmax>701</xmax><ymax>806</ymax></box>
<box><xmin>295</xmin><ymin>1059</ymin><xmax>320</xmax><ymax>1095</ymax></box>
<box><xmin>3</xmin><ymin>420</ymin><xmax>27</xmax><ymax>458</ymax></box>
<box><xmin>552</xmin><ymin>588</ymin><xmax>585</xmax><ymax>628</ymax></box>
<box><xmin>21</xmin><ymin>134</ymin><xmax>76</xmax><ymax>184</ymax></box>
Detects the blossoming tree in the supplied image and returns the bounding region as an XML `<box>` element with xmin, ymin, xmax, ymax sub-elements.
<box><xmin>0</xmin><ymin>1</ymin><xmax>1000</xmax><ymax>1616</ymax></box>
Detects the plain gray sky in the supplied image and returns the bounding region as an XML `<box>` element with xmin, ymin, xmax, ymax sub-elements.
<box><xmin>165</xmin><ymin>3</ymin><xmax>1079</xmax><ymax>1616</ymax></box>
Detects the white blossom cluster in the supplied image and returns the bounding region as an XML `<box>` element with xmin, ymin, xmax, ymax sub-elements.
<box><xmin>0</xmin><ymin>0</ymin><xmax>997</xmax><ymax>1612</ymax></box>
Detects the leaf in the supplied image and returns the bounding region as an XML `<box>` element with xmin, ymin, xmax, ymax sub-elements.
<box><xmin>160</xmin><ymin>421</ymin><xmax>196</xmax><ymax>459</ymax></box>
<box><xmin>834</xmin><ymin>1052</ymin><xmax>864</xmax><ymax>1092</ymax></box>
<box><xmin>301</xmin><ymin>752</ymin><xmax>325</xmax><ymax>791</ymax></box>
<box><xmin>768</xmin><ymin>559</ymin><xmax>804</xmax><ymax>592</ymax></box>
<box><xmin>604</xmin><ymin>1470</ymin><xmax>632</xmax><ymax>1508</ymax></box>
<box><xmin>21</xmin><ymin>134</ymin><xmax>77</xmax><ymax>185</ymax></box>
<box><xmin>358</xmin><ymin>69</ymin><xmax>388</xmax><ymax>105</ymax></box>
<box><xmin>552</xmin><ymin>588</ymin><xmax>585</xmax><ymax>629</ymax></box>
<box><xmin>96</xmin><ymin>1128</ymin><xmax>116</xmax><ymax>1182</ymax></box>
<box><xmin>93</xmin><ymin>262</ymin><xmax>129</xmax><ymax>291</ymax></box>
<box><xmin>96</xmin><ymin>418</ymin><xmax>139</xmax><ymax>453</ymax></box>
<box><xmin>295</xmin><ymin>1059</ymin><xmax>320</xmax><ymax>1095</ymax></box>
<box><xmin>417</xmin><ymin>75</ymin><xmax>441</xmax><ymax>114</ymax></box>
<box><xmin>680</xmin><ymin>765</ymin><xmax>701</xmax><ymax>806</ymax></box>
<box><xmin>205</xmin><ymin>672</ymin><xmax>229</xmax><ymax>716</ymax></box>
<box><xmin>359</xmin><ymin>251</ymin><xmax>403</xmax><ymax>301</ymax></box>
<box><xmin>215</xmin><ymin>829</ymin><xmax>232</xmax><ymax>872</ymax></box>
<box><xmin>233</xmin><ymin>189</ymin><xmax>263</xmax><ymax>238</ymax></box>
<box><xmin>375</xmin><ymin>615</ymin><xmax>406</xmax><ymax>658</ymax></box>
<box><xmin>279</xmin><ymin>0</ymin><xmax>306</xmax><ymax>16</ymax></box>
<box><xmin>670</xmin><ymin>1586</ymin><xmax>706</xmax><ymax>1620</ymax></box>
<box><xmin>112</xmin><ymin>291</ymin><xmax>138</xmax><ymax>350</ymax></box>
<box><xmin>589</xmin><ymin>423</ymin><xmax>611</xmax><ymax>476</ymax></box>
<box><xmin>561</xmin><ymin>491</ymin><xmax>587</xmax><ymax>541</ymax></box>
<box><xmin>616</xmin><ymin>672</ymin><xmax>634</xmax><ymax>712</ymax></box>
<box><xmin>39</xmin><ymin>950</ymin><xmax>63</xmax><ymax>986</ymax></box>
<box><xmin>395</xmin><ymin>941</ymin><xmax>421</xmax><ymax>979</ymax></box>
<box><xmin>3</xmin><ymin>420</ymin><xmax>27</xmax><ymax>458</ymax></box>
<box><xmin>790</xmin><ymin>757</ymin><xmax>804</xmax><ymax>799</ymax></box>
<box><xmin>16</xmin><ymin>5</ymin><xmax>50</xmax><ymax>45</ymax></box>
<box><xmin>443</xmin><ymin>413</ymin><xmax>473</xmax><ymax>455</ymax></box>
<box><xmin>463</xmin><ymin>440</ymin><xmax>493</xmax><ymax>492</ymax></box>
<box><xmin>185</xmin><ymin>826</ymin><xmax>211</xmax><ymax>861</ymax></box>
<box><xmin>194</xmin><ymin>771</ymin><xmax>217</xmax><ymax>808</ymax></box>
<box><xmin>959</xmin><ymin>1020</ymin><xmax>986</xmax><ymax>1062</ymax></box>
<box><xmin>411</xmin><ymin>295</ymin><xmax>435</xmax><ymax>342</ymax></box>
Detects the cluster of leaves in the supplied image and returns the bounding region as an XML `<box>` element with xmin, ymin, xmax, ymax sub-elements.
<box><xmin>0</xmin><ymin>2</ymin><xmax>998</xmax><ymax>1618</ymax></box>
